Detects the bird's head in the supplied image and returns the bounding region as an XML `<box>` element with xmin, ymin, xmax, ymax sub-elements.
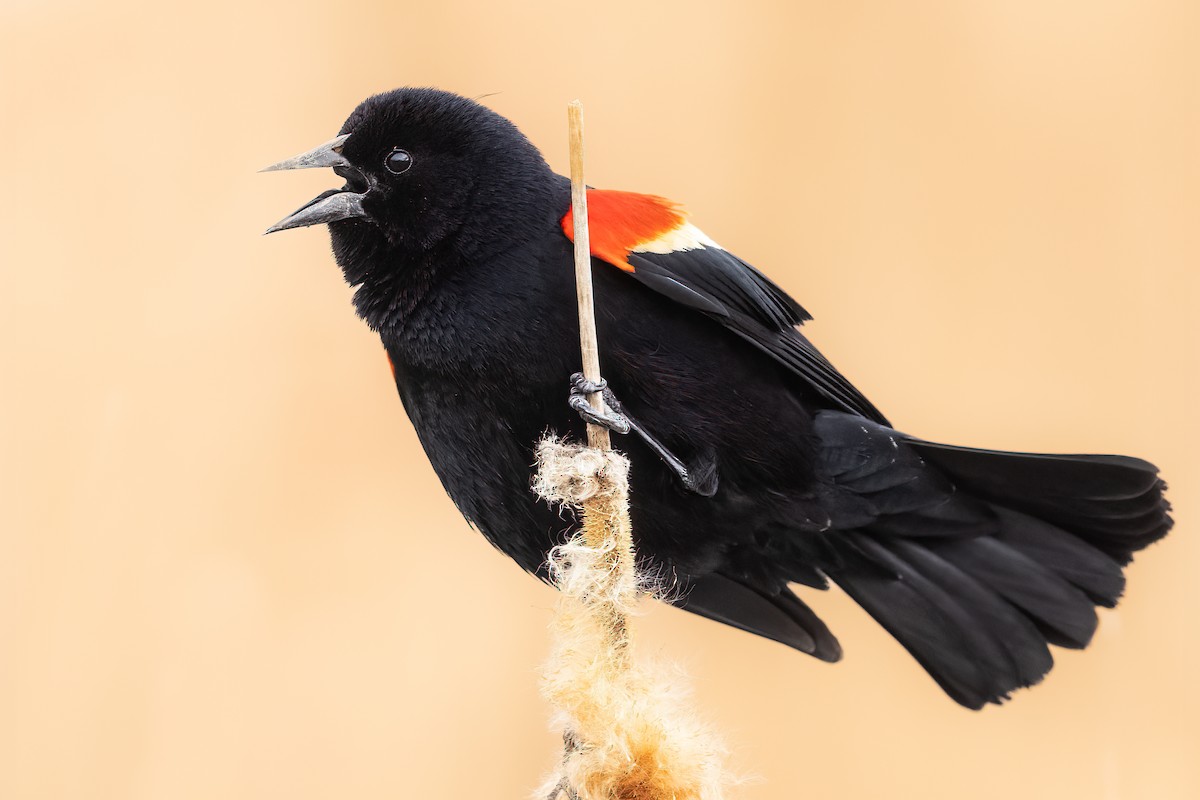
<box><xmin>264</xmin><ymin>88</ymin><xmax>558</xmax><ymax>259</ymax></box>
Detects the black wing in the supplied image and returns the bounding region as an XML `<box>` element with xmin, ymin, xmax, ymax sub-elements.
<box><xmin>624</xmin><ymin>246</ymin><xmax>889</xmax><ymax>424</ymax></box>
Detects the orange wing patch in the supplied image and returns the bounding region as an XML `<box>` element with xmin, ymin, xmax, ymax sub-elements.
<box><xmin>562</xmin><ymin>190</ymin><xmax>716</xmax><ymax>272</ymax></box>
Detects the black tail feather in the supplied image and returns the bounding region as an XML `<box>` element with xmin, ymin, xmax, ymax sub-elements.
<box><xmin>830</xmin><ymin>532</ymin><xmax>1053</xmax><ymax>709</ymax></box>
<box><xmin>991</xmin><ymin>506</ymin><xmax>1126</xmax><ymax>607</ymax></box>
<box><xmin>910</xmin><ymin>439</ymin><xmax>1171</xmax><ymax>564</ymax></box>
<box><xmin>931</xmin><ymin>533</ymin><xmax>1098</xmax><ymax>649</ymax></box>
<box><xmin>672</xmin><ymin>413</ymin><xmax>1170</xmax><ymax>708</ymax></box>
<box><xmin>808</xmin><ymin>413</ymin><xmax>1172</xmax><ymax>707</ymax></box>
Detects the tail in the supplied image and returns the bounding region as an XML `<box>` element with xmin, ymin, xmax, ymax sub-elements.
<box><xmin>821</xmin><ymin>416</ymin><xmax>1172</xmax><ymax>708</ymax></box>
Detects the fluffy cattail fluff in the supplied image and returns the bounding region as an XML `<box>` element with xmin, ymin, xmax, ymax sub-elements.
<box><xmin>533</xmin><ymin>436</ymin><xmax>733</xmax><ymax>800</ymax></box>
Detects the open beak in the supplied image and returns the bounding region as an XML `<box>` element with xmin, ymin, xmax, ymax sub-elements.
<box><xmin>261</xmin><ymin>134</ymin><xmax>370</xmax><ymax>234</ymax></box>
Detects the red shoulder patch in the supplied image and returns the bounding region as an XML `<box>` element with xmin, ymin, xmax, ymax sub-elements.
<box><xmin>561</xmin><ymin>190</ymin><xmax>687</xmax><ymax>272</ymax></box>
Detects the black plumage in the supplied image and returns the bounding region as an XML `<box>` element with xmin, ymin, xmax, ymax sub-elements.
<box><xmin>264</xmin><ymin>88</ymin><xmax>1172</xmax><ymax>708</ymax></box>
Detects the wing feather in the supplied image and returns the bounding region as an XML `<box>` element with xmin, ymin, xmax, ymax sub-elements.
<box><xmin>563</xmin><ymin>188</ymin><xmax>888</xmax><ymax>424</ymax></box>
<box><xmin>628</xmin><ymin>249</ymin><xmax>887</xmax><ymax>424</ymax></box>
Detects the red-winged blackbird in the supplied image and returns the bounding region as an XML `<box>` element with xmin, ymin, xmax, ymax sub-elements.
<box><xmin>264</xmin><ymin>88</ymin><xmax>1171</xmax><ymax>709</ymax></box>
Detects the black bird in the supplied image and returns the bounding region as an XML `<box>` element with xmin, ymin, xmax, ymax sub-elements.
<box><xmin>264</xmin><ymin>88</ymin><xmax>1171</xmax><ymax>708</ymax></box>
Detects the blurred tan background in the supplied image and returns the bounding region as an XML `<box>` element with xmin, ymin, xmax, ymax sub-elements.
<box><xmin>1</xmin><ymin>1</ymin><xmax>1197</xmax><ymax>798</ymax></box>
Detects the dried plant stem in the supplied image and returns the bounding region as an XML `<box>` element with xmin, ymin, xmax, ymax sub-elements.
<box><xmin>567</xmin><ymin>100</ymin><xmax>612</xmax><ymax>454</ymax></box>
<box><xmin>531</xmin><ymin>102</ymin><xmax>731</xmax><ymax>800</ymax></box>
<box><xmin>534</xmin><ymin>440</ymin><xmax>729</xmax><ymax>800</ymax></box>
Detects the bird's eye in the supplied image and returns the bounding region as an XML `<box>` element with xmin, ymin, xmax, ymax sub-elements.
<box><xmin>384</xmin><ymin>148</ymin><xmax>413</xmax><ymax>174</ymax></box>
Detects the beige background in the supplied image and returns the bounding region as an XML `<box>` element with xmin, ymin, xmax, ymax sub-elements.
<box><xmin>1</xmin><ymin>1</ymin><xmax>1197</xmax><ymax>798</ymax></box>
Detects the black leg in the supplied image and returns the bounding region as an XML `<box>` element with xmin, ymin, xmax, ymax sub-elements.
<box><xmin>567</xmin><ymin>373</ymin><xmax>716</xmax><ymax>496</ymax></box>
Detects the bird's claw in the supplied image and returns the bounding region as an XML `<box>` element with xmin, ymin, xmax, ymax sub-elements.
<box><xmin>568</xmin><ymin>394</ymin><xmax>632</xmax><ymax>435</ymax></box>
<box><xmin>570</xmin><ymin>372</ymin><xmax>608</xmax><ymax>396</ymax></box>
<box><xmin>568</xmin><ymin>372</ymin><xmax>631</xmax><ymax>434</ymax></box>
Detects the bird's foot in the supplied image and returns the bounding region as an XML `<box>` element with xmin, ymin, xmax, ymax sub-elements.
<box><xmin>565</xmin><ymin>373</ymin><xmax>716</xmax><ymax>496</ymax></box>
<box><xmin>568</xmin><ymin>372</ymin><xmax>631</xmax><ymax>434</ymax></box>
